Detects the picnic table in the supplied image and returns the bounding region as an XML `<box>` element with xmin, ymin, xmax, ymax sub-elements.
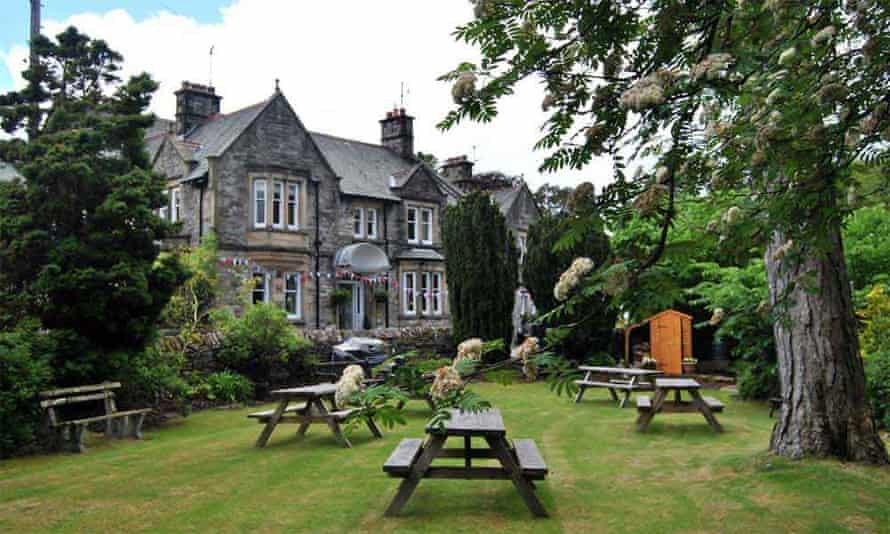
<box><xmin>249</xmin><ymin>383</ymin><xmax>381</xmax><ymax>448</ymax></box>
<box><xmin>574</xmin><ymin>366</ymin><xmax>663</xmax><ymax>408</ymax></box>
<box><xmin>383</xmin><ymin>408</ymin><xmax>549</xmax><ymax>518</ymax></box>
<box><xmin>635</xmin><ymin>378</ymin><xmax>724</xmax><ymax>432</ymax></box>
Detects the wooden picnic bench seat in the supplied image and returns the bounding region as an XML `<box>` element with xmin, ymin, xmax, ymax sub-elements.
<box><xmin>40</xmin><ymin>382</ymin><xmax>152</xmax><ymax>453</ymax></box>
<box><xmin>247</xmin><ymin>404</ymin><xmax>306</xmax><ymax>420</ymax></box>
<box><xmin>574</xmin><ymin>379</ymin><xmax>637</xmax><ymax>390</ymax></box>
<box><xmin>701</xmin><ymin>396</ymin><xmax>725</xmax><ymax>412</ymax></box>
<box><xmin>513</xmin><ymin>439</ymin><xmax>548</xmax><ymax>479</ymax></box>
<box><xmin>636</xmin><ymin>395</ymin><xmax>652</xmax><ymax>412</ymax></box>
<box><xmin>384</xmin><ymin>438</ymin><xmax>424</xmax><ymax>476</ymax></box>
<box><xmin>636</xmin><ymin>394</ymin><xmax>724</xmax><ymax>413</ymax></box>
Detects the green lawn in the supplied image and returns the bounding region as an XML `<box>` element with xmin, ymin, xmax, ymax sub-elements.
<box><xmin>1</xmin><ymin>382</ymin><xmax>889</xmax><ymax>533</ymax></box>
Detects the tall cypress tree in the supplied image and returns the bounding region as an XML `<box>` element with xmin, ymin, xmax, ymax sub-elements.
<box><xmin>443</xmin><ymin>191</ymin><xmax>518</xmax><ymax>344</ymax></box>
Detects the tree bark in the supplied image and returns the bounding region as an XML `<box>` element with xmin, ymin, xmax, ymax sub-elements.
<box><xmin>766</xmin><ymin>224</ymin><xmax>888</xmax><ymax>464</ymax></box>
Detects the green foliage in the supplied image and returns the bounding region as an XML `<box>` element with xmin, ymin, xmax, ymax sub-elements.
<box><xmin>343</xmin><ymin>385</ymin><xmax>408</xmax><ymax>433</ymax></box>
<box><xmin>160</xmin><ymin>234</ymin><xmax>220</xmax><ymax>335</ymax></box>
<box><xmin>533</xmin><ymin>351</ymin><xmax>582</xmax><ymax>399</ymax></box>
<box><xmin>734</xmin><ymin>360</ymin><xmax>777</xmax><ymax>401</ymax></box>
<box><xmin>865</xmin><ymin>350</ymin><xmax>890</xmax><ymax>432</ymax></box>
<box><xmin>858</xmin><ymin>284</ymin><xmax>890</xmax><ymax>358</ymax></box>
<box><xmin>115</xmin><ymin>343</ymin><xmax>189</xmax><ymax>414</ymax></box>
<box><xmin>844</xmin><ymin>207</ymin><xmax>890</xmax><ymax>292</ymax></box>
<box><xmin>443</xmin><ymin>191</ymin><xmax>518</xmax><ymax>343</ymax></box>
<box><xmin>533</xmin><ymin>183</ymin><xmax>573</xmax><ymax>215</ymax></box>
<box><xmin>216</xmin><ymin>303</ymin><xmax>311</xmax><ymax>385</ymax></box>
<box><xmin>0</xmin><ymin>321</ymin><xmax>54</xmax><ymax>457</ymax></box>
<box><xmin>195</xmin><ymin>371</ymin><xmax>253</xmax><ymax>404</ymax></box>
<box><xmin>0</xmin><ymin>27</ymin><xmax>187</xmax><ymax>384</ymax></box>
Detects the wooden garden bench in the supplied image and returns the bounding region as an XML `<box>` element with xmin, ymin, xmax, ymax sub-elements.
<box><xmin>39</xmin><ymin>382</ymin><xmax>152</xmax><ymax>453</ymax></box>
<box><xmin>635</xmin><ymin>378</ymin><xmax>724</xmax><ymax>432</ymax></box>
<box><xmin>574</xmin><ymin>366</ymin><xmax>663</xmax><ymax>407</ymax></box>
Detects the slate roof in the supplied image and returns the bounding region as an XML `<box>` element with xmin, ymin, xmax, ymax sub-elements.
<box><xmin>309</xmin><ymin>132</ymin><xmax>407</xmax><ymax>201</ymax></box>
<box><xmin>147</xmin><ymin>93</ymin><xmax>461</xmax><ymax>201</ymax></box>
<box><xmin>145</xmin><ymin>117</ymin><xmax>174</xmax><ymax>162</ymax></box>
<box><xmin>0</xmin><ymin>160</ymin><xmax>22</xmax><ymax>182</ymax></box>
<box><xmin>490</xmin><ymin>187</ymin><xmax>521</xmax><ymax>218</ymax></box>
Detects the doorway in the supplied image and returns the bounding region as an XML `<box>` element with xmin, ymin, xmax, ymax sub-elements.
<box><xmin>339</xmin><ymin>282</ymin><xmax>365</xmax><ymax>330</ymax></box>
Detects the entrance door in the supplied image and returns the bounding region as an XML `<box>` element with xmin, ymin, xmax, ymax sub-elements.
<box><xmin>651</xmin><ymin>315</ymin><xmax>682</xmax><ymax>375</ymax></box>
<box><xmin>351</xmin><ymin>283</ymin><xmax>365</xmax><ymax>331</ymax></box>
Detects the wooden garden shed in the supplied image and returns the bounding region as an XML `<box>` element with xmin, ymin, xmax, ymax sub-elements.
<box><xmin>649</xmin><ymin>309</ymin><xmax>693</xmax><ymax>374</ymax></box>
<box><xmin>625</xmin><ymin>309</ymin><xmax>694</xmax><ymax>375</ymax></box>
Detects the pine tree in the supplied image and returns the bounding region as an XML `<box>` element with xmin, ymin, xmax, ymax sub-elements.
<box><xmin>443</xmin><ymin>191</ymin><xmax>518</xmax><ymax>344</ymax></box>
<box><xmin>0</xmin><ymin>27</ymin><xmax>187</xmax><ymax>383</ymax></box>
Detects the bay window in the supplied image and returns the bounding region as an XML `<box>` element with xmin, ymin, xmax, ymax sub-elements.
<box><xmin>272</xmin><ymin>181</ymin><xmax>284</xmax><ymax>228</ymax></box>
<box><xmin>287</xmin><ymin>183</ymin><xmax>299</xmax><ymax>229</ymax></box>
<box><xmin>402</xmin><ymin>272</ymin><xmax>416</xmax><ymax>315</ymax></box>
<box><xmin>284</xmin><ymin>273</ymin><xmax>302</xmax><ymax>319</ymax></box>
<box><xmin>421</xmin><ymin>272</ymin><xmax>431</xmax><ymax>314</ymax></box>
<box><xmin>431</xmin><ymin>272</ymin><xmax>443</xmax><ymax>315</ymax></box>
<box><xmin>252</xmin><ymin>273</ymin><xmax>268</xmax><ymax>304</ymax></box>
<box><xmin>253</xmin><ymin>179</ymin><xmax>267</xmax><ymax>228</ymax></box>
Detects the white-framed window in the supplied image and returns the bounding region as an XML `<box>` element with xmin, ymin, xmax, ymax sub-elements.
<box><xmin>406</xmin><ymin>207</ymin><xmax>418</xmax><ymax>243</ymax></box>
<box><xmin>252</xmin><ymin>272</ymin><xmax>269</xmax><ymax>304</ymax></box>
<box><xmin>431</xmin><ymin>272</ymin><xmax>443</xmax><ymax>315</ymax></box>
<box><xmin>287</xmin><ymin>183</ymin><xmax>299</xmax><ymax>230</ymax></box>
<box><xmin>420</xmin><ymin>208</ymin><xmax>433</xmax><ymax>244</ymax></box>
<box><xmin>253</xmin><ymin>179</ymin><xmax>267</xmax><ymax>228</ymax></box>
<box><xmin>284</xmin><ymin>273</ymin><xmax>302</xmax><ymax>319</ymax></box>
<box><xmin>421</xmin><ymin>272</ymin><xmax>431</xmax><ymax>314</ymax></box>
<box><xmin>170</xmin><ymin>187</ymin><xmax>181</xmax><ymax>223</ymax></box>
<box><xmin>272</xmin><ymin>181</ymin><xmax>284</xmax><ymax>229</ymax></box>
<box><xmin>402</xmin><ymin>271</ymin><xmax>416</xmax><ymax>315</ymax></box>
<box><xmin>366</xmin><ymin>208</ymin><xmax>378</xmax><ymax>239</ymax></box>
<box><xmin>353</xmin><ymin>207</ymin><xmax>364</xmax><ymax>238</ymax></box>
<box><xmin>159</xmin><ymin>203</ymin><xmax>168</xmax><ymax>221</ymax></box>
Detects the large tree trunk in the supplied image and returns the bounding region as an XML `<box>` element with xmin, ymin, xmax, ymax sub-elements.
<box><xmin>766</xmin><ymin>224</ymin><xmax>888</xmax><ymax>464</ymax></box>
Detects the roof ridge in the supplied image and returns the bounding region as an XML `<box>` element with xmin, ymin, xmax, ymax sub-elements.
<box><xmin>310</xmin><ymin>130</ymin><xmax>391</xmax><ymax>151</ymax></box>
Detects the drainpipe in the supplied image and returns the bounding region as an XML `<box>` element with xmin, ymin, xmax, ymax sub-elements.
<box><xmin>314</xmin><ymin>181</ymin><xmax>321</xmax><ymax>329</ymax></box>
<box><xmin>197</xmin><ymin>177</ymin><xmax>206</xmax><ymax>240</ymax></box>
<box><xmin>383</xmin><ymin>203</ymin><xmax>390</xmax><ymax>328</ymax></box>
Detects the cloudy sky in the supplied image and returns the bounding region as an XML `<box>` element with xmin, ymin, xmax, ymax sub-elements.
<box><xmin>1</xmin><ymin>0</ymin><xmax>616</xmax><ymax>191</ymax></box>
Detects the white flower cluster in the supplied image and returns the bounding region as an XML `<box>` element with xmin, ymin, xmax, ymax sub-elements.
<box><xmin>633</xmin><ymin>184</ymin><xmax>668</xmax><ymax>215</ymax></box>
<box><xmin>512</xmin><ymin>337</ymin><xmax>540</xmax><ymax>380</ymax></box>
<box><xmin>691</xmin><ymin>53</ymin><xmax>733</xmax><ymax>82</ymax></box>
<box><xmin>619</xmin><ymin>70</ymin><xmax>676</xmax><ymax>111</ymax></box>
<box><xmin>335</xmin><ymin>364</ymin><xmax>365</xmax><ymax>408</ymax></box>
<box><xmin>708</xmin><ymin>308</ymin><xmax>725</xmax><ymax>326</ymax></box>
<box><xmin>452</xmin><ymin>72</ymin><xmax>478</xmax><ymax>104</ymax></box>
<box><xmin>429</xmin><ymin>365</ymin><xmax>463</xmax><ymax>401</ymax></box>
<box><xmin>603</xmin><ymin>264</ymin><xmax>630</xmax><ymax>297</ymax></box>
<box><xmin>812</xmin><ymin>26</ymin><xmax>837</xmax><ymax>47</ymax></box>
<box><xmin>554</xmin><ymin>257</ymin><xmax>595</xmax><ymax>301</ymax></box>
<box><xmin>470</xmin><ymin>0</ymin><xmax>493</xmax><ymax>19</ymax></box>
<box><xmin>722</xmin><ymin>206</ymin><xmax>742</xmax><ymax>225</ymax></box>
<box><xmin>455</xmin><ymin>337</ymin><xmax>483</xmax><ymax>363</ymax></box>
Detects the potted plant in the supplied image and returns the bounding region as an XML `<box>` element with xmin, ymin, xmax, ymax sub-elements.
<box><xmin>373</xmin><ymin>287</ymin><xmax>389</xmax><ymax>303</ymax></box>
<box><xmin>682</xmin><ymin>357</ymin><xmax>698</xmax><ymax>375</ymax></box>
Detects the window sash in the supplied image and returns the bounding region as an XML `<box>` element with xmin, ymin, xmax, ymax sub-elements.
<box><xmin>254</xmin><ymin>180</ymin><xmax>267</xmax><ymax>228</ymax></box>
<box><xmin>421</xmin><ymin>272</ymin><xmax>431</xmax><ymax>314</ymax></box>
<box><xmin>431</xmin><ymin>272</ymin><xmax>442</xmax><ymax>315</ymax></box>
<box><xmin>287</xmin><ymin>183</ymin><xmax>299</xmax><ymax>229</ymax></box>
<box><xmin>170</xmin><ymin>188</ymin><xmax>181</xmax><ymax>223</ymax></box>
<box><xmin>402</xmin><ymin>272</ymin><xmax>416</xmax><ymax>314</ymax></box>
<box><xmin>406</xmin><ymin>207</ymin><xmax>418</xmax><ymax>243</ymax></box>
<box><xmin>367</xmin><ymin>209</ymin><xmax>378</xmax><ymax>239</ymax></box>
<box><xmin>420</xmin><ymin>208</ymin><xmax>433</xmax><ymax>244</ymax></box>
<box><xmin>272</xmin><ymin>181</ymin><xmax>284</xmax><ymax>228</ymax></box>
<box><xmin>252</xmin><ymin>273</ymin><xmax>268</xmax><ymax>304</ymax></box>
<box><xmin>284</xmin><ymin>273</ymin><xmax>302</xmax><ymax>319</ymax></box>
<box><xmin>353</xmin><ymin>208</ymin><xmax>364</xmax><ymax>238</ymax></box>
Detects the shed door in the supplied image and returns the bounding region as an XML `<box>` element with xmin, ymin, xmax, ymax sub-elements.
<box><xmin>651</xmin><ymin>316</ymin><xmax>682</xmax><ymax>375</ymax></box>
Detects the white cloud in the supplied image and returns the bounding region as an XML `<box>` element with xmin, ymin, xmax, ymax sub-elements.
<box><xmin>2</xmin><ymin>0</ymin><xmax>617</xmax><ymax>191</ymax></box>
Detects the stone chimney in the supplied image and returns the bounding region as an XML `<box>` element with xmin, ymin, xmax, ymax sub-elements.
<box><xmin>175</xmin><ymin>81</ymin><xmax>222</xmax><ymax>135</ymax></box>
<box><xmin>380</xmin><ymin>107</ymin><xmax>414</xmax><ymax>159</ymax></box>
<box><xmin>440</xmin><ymin>155</ymin><xmax>475</xmax><ymax>188</ymax></box>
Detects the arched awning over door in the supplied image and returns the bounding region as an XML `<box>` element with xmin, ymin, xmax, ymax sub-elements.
<box><xmin>334</xmin><ymin>242</ymin><xmax>391</xmax><ymax>275</ymax></box>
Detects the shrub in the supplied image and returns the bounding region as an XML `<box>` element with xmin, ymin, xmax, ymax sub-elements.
<box><xmin>865</xmin><ymin>350</ymin><xmax>890</xmax><ymax>432</ymax></box>
<box><xmin>215</xmin><ymin>303</ymin><xmax>311</xmax><ymax>392</ymax></box>
<box><xmin>734</xmin><ymin>359</ymin><xmax>777</xmax><ymax>401</ymax></box>
<box><xmin>115</xmin><ymin>344</ymin><xmax>190</xmax><ymax>416</ymax></box>
<box><xmin>0</xmin><ymin>322</ymin><xmax>54</xmax><ymax>457</ymax></box>
<box><xmin>201</xmin><ymin>371</ymin><xmax>254</xmax><ymax>404</ymax></box>
<box><xmin>858</xmin><ymin>284</ymin><xmax>890</xmax><ymax>358</ymax></box>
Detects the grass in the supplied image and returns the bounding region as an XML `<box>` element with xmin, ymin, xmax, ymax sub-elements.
<box><xmin>1</xmin><ymin>382</ymin><xmax>889</xmax><ymax>533</ymax></box>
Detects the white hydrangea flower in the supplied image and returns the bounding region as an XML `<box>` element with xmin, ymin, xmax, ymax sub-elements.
<box><xmin>811</xmin><ymin>26</ymin><xmax>836</xmax><ymax>47</ymax></box>
<box><xmin>429</xmin><ymin>366</ymin><xmax>463</xmax><ymax>401</ymax></box>
<box><xmin>456</xmin><ymin>338</ymin><xmax>483</xmax><ymax>362</ymax></box>
<box><xmin>335</xmin><ymin>364</ymin><xmax>365</xmax><ymax>408</ymax></box>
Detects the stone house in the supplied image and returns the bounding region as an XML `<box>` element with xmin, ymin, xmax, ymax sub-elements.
<box><xmin>147</xmin><ymin>81</ymin><xmax>460</xmax><ymax>331</ymax></box>
<box><xmin>439</xmin><ymin>156</ymin><xmax>542</xmax><ymax>335</ymax></box>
